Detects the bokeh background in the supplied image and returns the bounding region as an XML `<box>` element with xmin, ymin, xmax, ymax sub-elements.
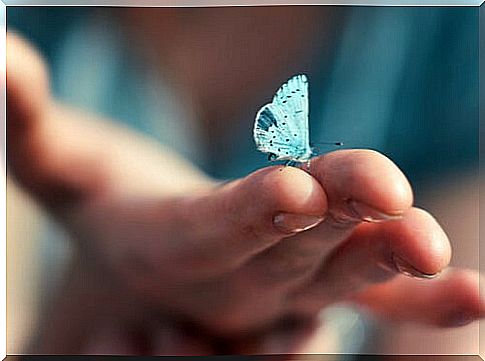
<box><xmin>7</xmin><ymin>5</ymin><xmax>481</xmax><ymax>356</ymax></box>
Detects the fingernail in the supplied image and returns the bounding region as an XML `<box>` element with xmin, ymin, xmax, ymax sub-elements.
<box><xmin>392</xmin><ymin>254</ymin><xmax>440</xmax><ymax>279</ymax></box>
<box><xmin>273</xmin><ymin>213</ymin><xmax>324</xmax><ymax>234</ymax></box>
<box><xmin>347</xmin><ymin>200</ymin><xmax>403</xmax><ymax>223</ymax></box>
<box><xmin>445</xmin><ymin>311</ymin><xmax>475</xmax><ymax>327</ymax></box>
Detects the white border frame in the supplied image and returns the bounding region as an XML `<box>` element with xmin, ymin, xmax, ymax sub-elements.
<box><xmin>2</xmin><ymin>2</ymin><xmax>483</xmax><ymax>360</ymax></box>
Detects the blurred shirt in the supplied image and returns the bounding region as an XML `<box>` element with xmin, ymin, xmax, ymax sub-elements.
<box><xmin>8</xmin><ymin>6</ymin><xmax>478</xmax><ymax>186</ymax></box>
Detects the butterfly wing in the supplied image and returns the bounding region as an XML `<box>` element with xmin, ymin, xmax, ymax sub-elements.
<box><xmin>254</xmin><ymin>74</ymin><xmax>312</xmax><ymax>161</ymax></box>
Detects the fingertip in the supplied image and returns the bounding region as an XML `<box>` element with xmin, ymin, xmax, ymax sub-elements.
<box><xmin>310</xmin><ymin>149</ymin><xmax>413</xmax><ymax>216</ymax></box>
<box><xmin>252</xmin><ymin>165</ymin><xmax>328</xmax><ymax>218</ymax></box>
<box><xmin>7</xmin><ymin>31</ymin><xmax>50</xmax><ymax>127</ymax></box>
<box><xmin>351</xmin><ymin>207</ymin><xmax>452</xmax><ymax>280</ymax></box>
<box><xmin>393</xmin><ymin>208</ymin><xmax>452</xmax><ymax>277</ymax></box>
<box><xmin>7</xmin><ymin>32</ymin><xmax>50</xmax><ymax>88</ymax></box>
<box><xmin>437</xmin><ymin>270</ymin><xmax>483</xmax><ymax>327</ymax></box>
<box><xmin>352</xmin><ymin>268</ymin><xmax>484</xmax><ymax>328</ymax></box>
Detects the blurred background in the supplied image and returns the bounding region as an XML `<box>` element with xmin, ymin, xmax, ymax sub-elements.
<box><xmin>7</xmin><ymin>5</ymin><xmax>480</xmax><ymax>356</ymax></box>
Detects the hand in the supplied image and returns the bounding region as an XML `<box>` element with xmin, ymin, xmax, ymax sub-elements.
<box><xmin>8</xmin><ymin>32</ymin><xmax>483</xmax><ymax>354</ymax></box>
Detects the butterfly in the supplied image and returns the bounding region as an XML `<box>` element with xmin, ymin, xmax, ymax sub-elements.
<box><xmin>253</xmin><ymin>74</ymin><xmax>313</xmax><ymax>164</ymax></box>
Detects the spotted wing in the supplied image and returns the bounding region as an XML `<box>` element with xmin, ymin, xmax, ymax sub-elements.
<box><xmin>253</xmin><ymin>74</ymin><xmax>311</xmax><ymax>161</ymax></box>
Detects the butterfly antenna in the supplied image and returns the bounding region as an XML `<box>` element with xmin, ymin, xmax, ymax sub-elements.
<box><xmin>313</xmin><ymin>141</ymin><xmax>343</xmax><ymax>146</ymax></box>
<box><xmin>311</xmin><ymin>141</ymin><xmax>343</xmax><ymax>155</ymax></box>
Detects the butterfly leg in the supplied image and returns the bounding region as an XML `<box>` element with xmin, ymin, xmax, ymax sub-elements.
<box><xmin>268</xmin><ymin>153</ymin><xmax>277</xmax><ymax>162</ymax></box>
<box><xmin>294</xmin><ymin>159</ymin><xmax>311</xmax><ymax>173</ymax></box>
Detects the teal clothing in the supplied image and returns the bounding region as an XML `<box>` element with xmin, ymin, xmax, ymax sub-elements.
<box><xmin>220</xmin><ymin>7</ymin><xmax>479</xmax><ymax>184</ymax></box>
<box><xmin>8</xmin><ymin>7</ymin><xmax>478</xmax><ymax>186</ymax></box>
<box><xmin>7</xmin><ymin>6</ymin><xmax>480</xmax><ymax>355</ymax></box>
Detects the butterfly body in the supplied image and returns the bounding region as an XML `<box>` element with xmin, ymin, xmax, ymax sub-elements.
<box><xmin>253</xmin><ymin>74</ymin><xmax>313</xmax><ymax>162</ymax></box>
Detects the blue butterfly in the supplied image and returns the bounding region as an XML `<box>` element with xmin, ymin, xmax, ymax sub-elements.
<box><xmin>253</xmin><ymin>74</ymin><xmax>313</xmax><ymax>163</ymax></box>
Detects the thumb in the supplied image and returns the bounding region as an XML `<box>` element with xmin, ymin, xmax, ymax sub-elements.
<box><xmin>7</xmin><ymin>31</ymin><xmax>50</xmax><ymax>133</ymax></box>
<box><xmin>7</xmin><ymin>32</ymin><xmax>109</xmax><ymax>210</ymax></box>
<box><xmin>73</xmin><ymin>166</ymin><xmax>327</xmax><ymax>287</ymax></box>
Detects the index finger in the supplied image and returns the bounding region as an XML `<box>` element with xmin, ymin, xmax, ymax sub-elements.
<box><xmin>307</xmin><ymin>149</ymin><xmax>413</xmax><ymax>223</ymax></box>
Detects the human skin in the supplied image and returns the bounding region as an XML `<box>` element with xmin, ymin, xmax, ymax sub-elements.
<box><xmin>6</xmin><ymin>32</ymin><xmax>484</xmax><ymax>354</ymax></box>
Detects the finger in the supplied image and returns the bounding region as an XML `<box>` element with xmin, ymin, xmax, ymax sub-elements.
<box><xmin>353</xmin><ymin>269</ymin><xmax>484</xmax><ymax>328</ymax></box>
<box><xmin>7</xmin><ymin>32</ymin><xmax>50</xmax><ymax>185</ymax></box>
<box><xmin>290</xmin><ymin>207</ymin><xmax>451</xmax><ymax>314</ymax></box>
<box><xmin>233</xmin><ymin>149</ymin><xmax>414</xmax><ymax>291</ymax></box>
<box><xmin>75</xmin><ymin>165</ymin><xmax>327</xmax><ymax>283</ymax></box>
<box><xmin>7</xmin><ymin>32</ymin><xmax>50</xmax><ymax>130</ymax></box>
<box><xmin>7</xmin><ymin>32</ymin><xmax>107</xmax><ymax>209</ymax></box>
<box><xmin>305</xmin><ymin>149</ymin><xmax>413</xmax><ymax>243</ymax></box>
<box><xmin>191</xmin><ymin>150</ymin><xmax>415</xmax><ymax>331</ymax></box>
